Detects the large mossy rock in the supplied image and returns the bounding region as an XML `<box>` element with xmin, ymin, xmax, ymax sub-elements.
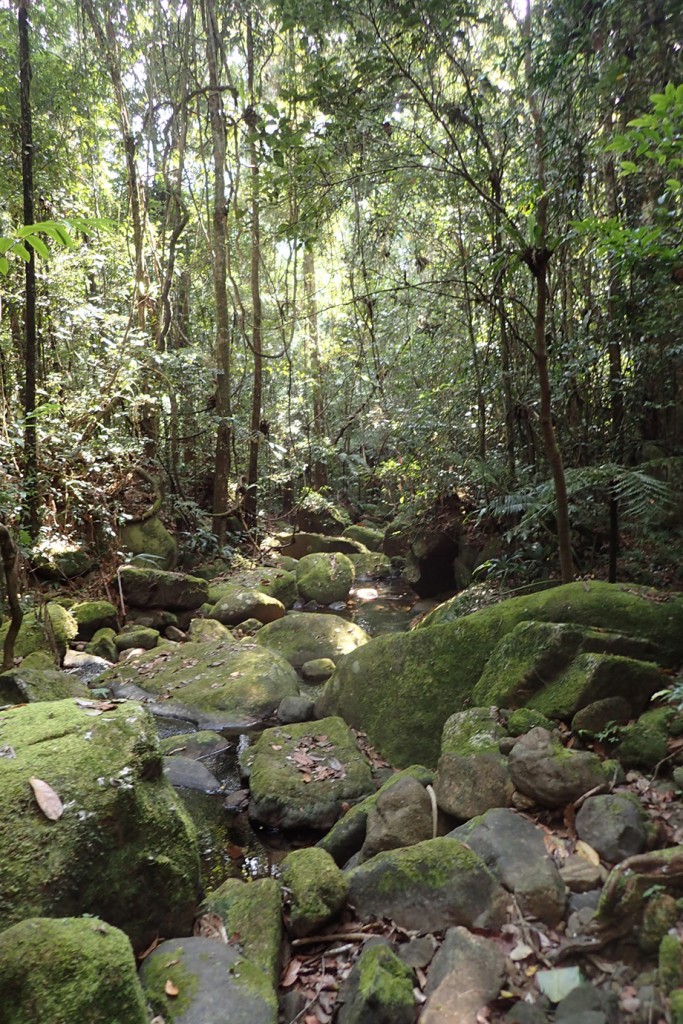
<box><xmin>255</xmin><ymin>612</ymin><xmax>369</xmax><ymax>670</ymax></box>
<box><xmin>209</xmin><ymin>585</ymin><xmax>285</xmax><ymax>626</ymax></box>
<box><xmin>100</xmin><ymin>639</ymin><xmax>299</xmax><ymax>729</ymax></box>
<box><xmin>202</xmin><ymin>877</ymin><xmax>283</xmax><ymax>986</ymax></box>
<box><xmin>0</xmin><ymin>699</ymin><xmax>199</xmax><ymax>950</ymax></box>
<box><xmin>0</xmin><ymin>604</ymin><xmax>78</xmax><ymax>664</ymax></box>
<box><xmin>343</xmin><ymin>524</ymin><xmax>386</xmax><ymax>552</ymax></box>
<box><xmin>119</xmin><ymin>514</ymin><xmax>178</xmax><ymax>570</ymax></box>
<box><xmin>317</xmin><ymin>581</ymin><xmax>683</xmax><ymax>768</ymax></box>
<box><xmin>116</xmin><ymin>565</ymin><xmax>208</xmax><ymax>610</ymax></box>
<box><xmin>296</xmin><ymin>551</ymin><xmax>356</xmax><ymax>605</ymax></box>
<box><xmin>277</xmin><ymin>532</ymin><xmax>366</xmax><ymax>559</ymax></box>
<box><xmin>0</xmin><ymin>666</ymin><xmax>89</xmax><ymax>705</ymax></box>
<box><xmin>0</xmin><ymin>916</ymin><xmax>148</xmax><ymax>1024</ymax></box>
<box><xmin>31</xmin><ymin>540</ymin><xmax>95</xmax><ymax>581</ymax></box>
<box><xmin>248</xmin><ymin>716</ymin><xmax>374</xmax><ymax>830</ymax></box>
<box><xmin>71</xmin><ymin>600</ymin><xmax>118</xmax><ymax>640</ymax></box>
<box><xmin>212</xmin><ymin>567</ymin><xmax>298</xmax><ymax>609</ymax></box>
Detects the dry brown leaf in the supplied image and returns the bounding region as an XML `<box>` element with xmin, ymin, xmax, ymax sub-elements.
<box><xmin>165</xmin><ymin>980</ymin><xmax>179</xmax><ymax>997</ymax></box>
<box><xmin>575</xmin><ymin>839</ymin><xmax>600</xmax><ymax>865</ymax></box>
<box><xmin>28</xmin><ymin>777</ymin><xmax>64</xmax><ymax>821</ymax></box>
<box><xmin>281</xmin><ymin>958</ymin><xmax>303</xmax><ymax>987</ymax></box>
<box><xmin>193</xmin><ymin>912</ymin><xmax>228</xmax><ymax>943</ymax></box>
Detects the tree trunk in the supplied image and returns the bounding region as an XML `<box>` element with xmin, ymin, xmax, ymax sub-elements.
<box><xmin>201</xmin><ymin>0</ymin><xmax>232</xmax><ymax>544</ymax></box>
<box><xmin>18</xmin><ymin>0</ymin><xmax>38</xmax><ymax>536</ymax></box>
<box><xmin>244</xmin><ymin>14</ymin><xmax>262</xmax><ymax>529</ymax></box>
<box><xmin>0</xmin><ymin>525</ymin><xmax>23</xmax><ymax>670</ymax></box>
<box><xmin>303</xmin><ymin>248</ymin><xmax>327</xmax><ymax>489</ymax></box>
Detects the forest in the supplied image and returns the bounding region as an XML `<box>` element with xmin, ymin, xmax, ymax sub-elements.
<box><xmin>0</xmin><ymin>0</ymin><xmax>681</xmax><ymax>587</ymax></box>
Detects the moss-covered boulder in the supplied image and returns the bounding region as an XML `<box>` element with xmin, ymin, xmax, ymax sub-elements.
<box><xmin>347</xmin><ymin>837</ymin><xmax>508</xmax><ymax>932</ymax></box>
<box><xmin>318</xmin><ymin>765</ymin><xmax>434</xmax><ymax>867</ymax></box>
<box><xmin>211</xmin><ymin>567</ymin><xmax>298</xmax><ymax>609</ymax></box>
<box><xmin>317</xmin><ymin>582</ymin><xmax>683</xmax><ymax>768</ymax></box>
<box><xmin>120</xmin><ymin>514</ymin><xmax>178</xmax><ymax>570</ymax></box>
<box><xmin>202</xmin><ymin>877</ymin><xmax>282</xmax><ymax>985</ymax></box>
<box><xmin>248</xmin><ymin>717</ymin><xmax>374</xmax><ymax>830</ymax></box>
<box><xmin>0</xmin><ymin>605</ymin><xmax>78</xmax><ymax>665</ymax></box>
<box><xmin>0</xmin><ymin>666</ymin><xmax>89</xmax><ymax>705</ymax></box>
<box><xmin>31</xmin><ymin>540</ymin><xmax>95</xmax><ymax>581</ymax></box>
<box><xmin>278</xmin><ymin>531</ymin><xmax>366</xmax><ymax>559</ymax></box>
<box><xmin>508</xmin><ymin>727</ymin><xmax>612</xmax><ymax>808</ymax></box>
<box><xmin>337</xmin><ymin>944</ymin><xmax>415</xmax><ymax>1024</ymax></box>
<box><xmin>100</xmin><ymin>639</ymin><xmax>299</xmax><ymax>730</ymax></box>
<box><xmin>473</xmin><ymin>620</ymin><xmax>664</xmax><ymax>720</ymax></box>
<box><xmin>85</xmin><ymin>627</ymin><xmax>118</xmax><ymax>662</ymax></box>
<box><xmin>116</xmin><ymin>566</ymin><xmax>208</xmax><ymax>610</ymax></box>
<box><xmin>348</xmin><ymin>551</ymin><xmax>393</xmax><ymax>579</ymax></box>
<box><xmin>0</xmin><ymin>699</ymin><xmax>199</xmax><ymax>950</ymax></box>
<box><xmin>343</xmin><ymin>524</ymin><xmax>386</xmax><ymax>551</ymax></box>
<box><xmin>114</xmin><ymin>624</ymin><xmax>160</xmax><ymax>651</ymax></box>
<box><xmin>280</xmin><ymin>847</ymin><xmax>348</xmax><ymax>937</ymax></box>
<box><xmin>255</xmin><ymin>612</ymin><xmax>369</xmax><ymax>671</ymax></box>
<box><xmin>187</xmin><ymin>617</ymin><xmax>232</xmax><ymax>643</ymax></box>
<box><xmin>0</xmin><ymin>916</ymin><xmax>148</xmax><ymax>1024</ymax></box>
<box><xmin>613</xmin><ymin>707</ymin><xmax>671</xmax><ymax>770</ymax></box>
<box><xmin>210</xmin><ymin>586</ymin><xmax>285</xmax><ymax>626</ymax></box>
<box><xmin>70</xmin><ymin>600</ymin><xmax>118</xmax><ymax>641</ymax></box>
<box><xmin>140</xmin><ymin>936</ymin><xmax>277</xmax><ymax>1024</ymax></box>
<box><xmin>296</xmin><ymin>551</ymin><xmax>356</xmax><ymax>605</ymax></box>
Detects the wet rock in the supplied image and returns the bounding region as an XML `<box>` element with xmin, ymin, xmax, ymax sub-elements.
<box><xmin>337</xmin><ymin>944</ymin><xmax>415</xmax><ymax>1024</ymax></box>
<box><xmin>0</xmin><ymin>917</ymin><xmax>148</xmax><ymax>1024</ymax></box>
<box><xmin>575</xmin><ymin>792</ymin><xmax>650</xmax><ymax>862</ymax></box>
<box><xmin>140</xmin><ymin>937</ymin><xmax>277</xmax><ymax>1024</ymax></box>
<box><xmin>508</xmin><ymin>728</ymin><xmax>611</xmax><ymax>808</ymax></box>
<box><xmin>163</xmin><ymin>755</ymin><xmax>221</xmax><ymax>793</ymax></box>
<box><xmin>348</xmin><ymin>551</ymin><xmax>393</xmax><ymax>579</ymax></box>
<box><xmin>248</xmin><ymin>716</ymin><xmax>374</xmax><ymax>830</ymax></box>
<box><xmin>420</xmin><ymin>926</ymin><xmax>505</xmax><ymax>1023</ymax></box>
<box><xmin>280</xmin><ymin>847</ymin><xmax>348</xmax><ymax>937</ymax></box>
<box><xmin>450</xmin><ymin>808</ymin><xmax>566</xmax><ymax>926</ymax></box>
<box><xmin>256</xmin><ymin>612</ymin><xmax>369</xmax><ymax>670</ymax></box>
<box><xmin>347</xmin><ymin>837</ymin><xmax>509</xmax><ymax>932</ymax></box>
<box><xmin>158</xmin><ymin>730</ymin><xmax>228</xmax><ymax>758</ymax></box>
<box><xmin>360</xmin><ymin>775</ymin><xmax>435</xmax><ymax>861</ymax></box>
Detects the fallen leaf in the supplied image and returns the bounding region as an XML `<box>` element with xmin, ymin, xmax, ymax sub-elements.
<box><xmin>509</xmin><ymin>942</ymin><xmax>534</xmax><ymax>962</ymax></box>
<box><xmin>281</xmin><ymin>958</ymin><xmax>303</xmax><ymax>987</ymax></box>
<box><xmin>271</xmin><ymin>744</ymin><xmax>283</xmax><ymax>751</ymax></box>
<box><xmin>28</xmin><ymin>777</ymin><xmax>64</xmax><ymax>821</ymax></box>
<box><xmin>536</xmin><ymin>966</ymin><xmax>582</xmax><ymax>1003</ymax></box>
<box><xmin>193</xmin><ymin>912</ymin><xmax>228</xmax><ymax>943</ymax></box>
<box><xmin>575</xmin><ymin>840</ymin><xmax>600</xmax><ymax>865</ymax></box>
<box><xmin>165</xmin><ymin>980</ymin><xmax>179</xmax><ymax>997</ymax></box>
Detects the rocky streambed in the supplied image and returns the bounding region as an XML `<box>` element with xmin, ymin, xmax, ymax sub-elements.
<box><xmin>1</xmin><ymin>538</ymin><xmax>683</xmax><ymax>1024</ymax></box>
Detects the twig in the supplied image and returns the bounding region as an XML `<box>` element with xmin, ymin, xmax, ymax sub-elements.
<box><xmin>291</xmin><ymin>931</ymin><xmax>374</xmax><ymax>948</ymax></box>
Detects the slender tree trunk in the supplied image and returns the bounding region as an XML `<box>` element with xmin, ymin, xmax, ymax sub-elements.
<box><xmin>604</xmin><ymin>143</ymin><xmax>624</xmax><ymax>583</ymax></box>
<box><xmin>303</xmin><ymin>249</ymin><xmax>327</xmax><ymax>489</ymax></box>
<box><xmin>0</xmin><ymin>525</ymin><xmax>22</xmax><ymax>670</ymax></box>
<box><xmin>523</xmin><ymin>0</ymin><xmax>574</xmax><ymax>583</ymax></box>
<box><xmin>244</xmin><ymin>14</ymin><xmax>262</xmax><ymax>528</ymax></box>
<box><xmin>201</xmin><ymin>0</ymin><xmax>232</xmax><ymax>544</ymax></box>
<box><xmin>18</xmin><ymin>0</ymin><xmax>38</xmax><ymax>535</ymax></box>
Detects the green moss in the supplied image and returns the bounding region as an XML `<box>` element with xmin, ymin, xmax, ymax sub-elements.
<box><xmin>212</xmin><ymin>567</ymin><xmax>298</xmax><ymax>609</ymax></box>
<box><xmin>120</xmin><ymin>515</ymin><xmax>178</xmax><ymax>570</ymax></box>
<box><xmin>255</xmin><ymin>612</ymin><xmax>369</xmax><ymax>670</ymax></box>
<box><xmin>614</xmin><ymin>719</ymin><xmax>669</xmax><ymax>770</ymax></box>
<box><xmin>342</xmin><ymin>525</ymin><xmax>386</xmax><ymax>551</ymax></box>
<box><xmin>137</xmin><ymin>944</ymin><xmax>198</xmax><ymax>1017</ymax></box>
<box><xmin>440</xmin><ymin>707</ymin><xmax>506</xmax><ymax>755</ymax></box>
<box><xmin>0</xmin><ymin>699</ymin><xmax>199</xmax><ymax>950</ymax></box>
<box><xmin>114</xmin><ymin>625</ymin><xmax>160</xmax><ymax>651</ymax></box>
<box><xmin>371</xmin><ymin>838</ymin><xmax>483</xmax><ymax>895</ymax></box>
<box><xmin>655</xmin><ymin>933</ymin><xmax>683</xmax><ymax>987</ymax></box>
<box><xmin>506</xmin><ymin>707</ymin><xmax>555</xmax><ymax>735</ymax></box>
<box><xmin>203</xmin><ymin>877</ymin><xmax>282</xmax><ymax>984</ymax></box>
<box><xmin>355</xmin><ymin>944</ymin><xmax>414</xmax><ymax>1005</ymax></box>
<box><xmin>319</xmin><ymin>581</ymin><xmax>683</xmax><ymax>768</ymax></box>
<box><xmin>670</xmin><ymin>989</ymin><xmax>683</xmax><ymax>1024</ymax></box>
<box><xmin>71</xmin><ymin>601</ymin><xmax>118</xmax><ymax>640</ymax></box>
<box><xmin>296</xmin><ymin>552</ymin><xmax>356</xmax><ymax>604</ymax></box>
<box><xmin>0</xmin><ymin>666</ymin><xmax>89</xmax><ymax>705</ymax></box>
<box><xmin>229</xmin><ymin>956</ymin><xmax>278</xmax><ymax>1010</ymax></box>
<box><xmin>639</xmin><ymin>893</ymin><xmax>679</xmax><ymax>953</ymax></box>
<box><xmin>0</xmin><ymin>606</ymin><xmax>78</xmax><ymax>664</ymax></box>
<box><xmin>281</xmin><ymin>847</ymin><xmax>348</xmax><ymax>937</ymax></box>
<box><xmin>0</xmin><ymin>916</ymin><xmax>148</xmax><ymax>1024</ymax></box>
<box><xmin>85</xmin><ymin>628</ymin><xmax>118</xmax><ymax>662</ymax></box>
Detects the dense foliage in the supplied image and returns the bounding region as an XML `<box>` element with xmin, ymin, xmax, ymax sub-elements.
<box><xmin>0</xmin><ymin>0</ymin><xmax>681</xmax><ymax>581</ymax></box>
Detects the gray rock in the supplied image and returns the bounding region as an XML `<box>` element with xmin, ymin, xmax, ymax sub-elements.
<box><xmin>163</xmin><ymin>755</ymin><xmax>221</xmax><ymax>793</ymax></box>
<box><xmin>360</xmin><ymin>775</ymin><xmax>434</xmax><ymax>861</ymax></box>
<box><xmin>277</xmin><ymin>695</ymin><xmax>315</xmax><ymax>724</ymax></box>
<box><xmin>140</xmin><ymin>937</ymin><xmax>277</xmax><ymax>1024</ymax></box>
<box><xmin>575</xmin><ymin>792</ymin><xmax>649</xmax><ymax>862</ymax></box>
<box><xmin>571</xmin><ymin>697</ymin><xmax>633</xmax><ymax>737</ymax></box>
<box><xmin>397</xmin><ymin>935</ymin><xmax>437</xmax><ymax>969</ymax></box>
<box><xmin>555</xmin><ymin>983</ymin><xmax>618</xmax><ymax>1024</ymax></box>
<box><xmin>435</xmin><ymin>751</ymin><xmax>513</xmax><ymax>820</ymax></box>
<box><xmin>559</xmin><ymin>855</ymin><xmax>606</xmax><ymax>893</ymax></box>
<box><xmin>450</xmin><ymin>808</ymin><xmax>566</xmax><ymax>926</ymax></box>
<box><xmin>337</xmin><ymin>944</ymin><xmax>415</xmax><ymax>1024</ymax></box>
<box><xmin>347</xmin><ymin>837</ymin><xmax>509</xmax><ymax>932</ymax></box>
<box><xmin>210</xmin><ymin>586</ymin><xmax>285</xmax><ymax>626</ymax></box>
<box><xmin>419</xmin><ymin>926</ymin><xmax>505</xmax><ymax>1023</ymax></box>
<box><xmin>508</xmin><ymin>728</ymin><xmax>610</xmax><ymax>808</ymax></box>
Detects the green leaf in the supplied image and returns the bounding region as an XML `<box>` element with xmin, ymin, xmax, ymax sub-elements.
<box><xmin>25</xmin><ymin>235</ymin><xmax>50</xmax><ymax>259</ymax></box>
<box><xmin>14</xmin><ymin>243</ymin><xmax>31</xmax><ymax>263</ymax></box>
<box><xmin>620</xmin><ymin>160</ymin><xmax>638</xmax><ymax>175</ymax></box>
<box><xmin>0</xmin><ymin>256</ymin><xmax>8</xmax><ymax>275</ymax></box>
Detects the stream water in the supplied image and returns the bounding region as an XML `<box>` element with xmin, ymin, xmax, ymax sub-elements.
<box><xmin>159</xmin><ymin>576</ymin><xmax>423</xmax><ymax>892</ymax></box>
